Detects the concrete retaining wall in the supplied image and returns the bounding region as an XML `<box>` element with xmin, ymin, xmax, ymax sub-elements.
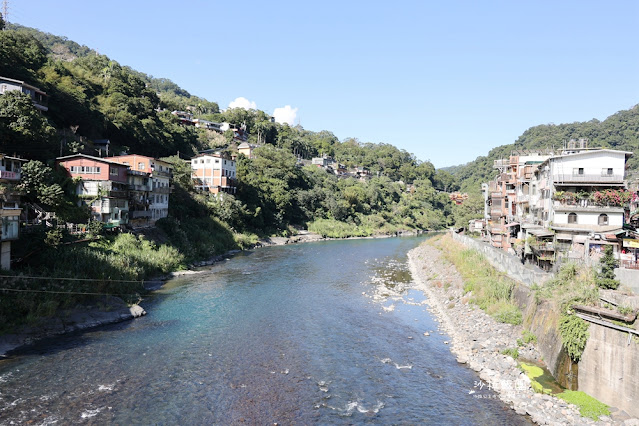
<box><xmin>580</xmin><ymin>323</ymin><xmax>639</xmax><ymax>417</ymax></box>
<box><xmin>614</xmin><ymin>268</ymin><xmax>639</xmax><ymax>295</ymax></box>
<box><xmin>450</xmin><ymin>232</ymin><xmax>553</xmax><ymax>287</ymax></box>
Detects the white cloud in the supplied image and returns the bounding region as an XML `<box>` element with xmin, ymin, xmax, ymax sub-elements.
<box><xmin>228</xmin><ymin>97</ymin><xmax>257</xmax><ymax>110</ymax></box>
<box><xmin>273</xmin><ymin>105</ymin><xmax>298</xmax><ymax>125</ymax></box>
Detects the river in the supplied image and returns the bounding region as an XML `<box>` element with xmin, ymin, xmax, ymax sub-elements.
<box><xmin>0</xmin><ymin>236</ymin><xmax>529</xmax><ymax>424</ymax></box>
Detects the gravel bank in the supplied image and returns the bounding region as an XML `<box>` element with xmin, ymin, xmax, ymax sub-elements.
<box><xmin>407</xmin><ymin>241</ymin><xmax>637</xmax><ymax>426</ymax></box>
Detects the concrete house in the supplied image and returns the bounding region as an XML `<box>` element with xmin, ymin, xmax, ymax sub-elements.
<box><xmin>191</xmin><ymin>152</ymin><xmax>237</xmax><ymax>194</ymax></box>
<box><xmin>0</xmin><ymin>76</ymin><xmax>49</xmax><ymax>112</ymax></box>
<box><xmin>0</xmin><ymin>154</ymin><xmax>27</xmax><ymax>270</ymax></box>
<box><xmin>107</xmin><ymin>155</ymin><xmax>172</xmax><ymax>223</ymax></box>
<box><xmin>57</xmin><ymin>154</ymin><xmax>130</xmax><ymax>227</ymax></box>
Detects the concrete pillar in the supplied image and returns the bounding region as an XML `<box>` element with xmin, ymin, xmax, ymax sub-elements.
<box><xmin>1</xmin><ymin>241</ymin><xmax>11</xmax><ymax>270</ymax></box>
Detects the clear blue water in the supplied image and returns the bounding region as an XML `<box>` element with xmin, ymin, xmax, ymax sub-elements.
<box><xmin>0</xmin><ymin>236</ymin><xmax>529</xmax><ymax>424</ymax></box>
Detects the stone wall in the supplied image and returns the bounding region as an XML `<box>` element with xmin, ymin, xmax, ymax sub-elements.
<box><xmin>450</xmin><ymin>232</ymin><xmax>553</xmax><ymax>287</ymax></box>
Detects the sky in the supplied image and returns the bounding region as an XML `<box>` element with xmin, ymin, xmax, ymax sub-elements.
<box><xmin>5</xmin><ymin>0</ymin><xmax>639</xmax><ymax>167</ymax></box>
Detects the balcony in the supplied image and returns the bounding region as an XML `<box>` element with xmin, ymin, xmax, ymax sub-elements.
<box><xmin>153</xmin><ymin>186</ymin><xmax>171</xmax><ymax>194</ymax></box>
<box><xmin>0</xmin><ymin>170</ymin><xmax>21</xmax><ymax>181</ymax></box>
<box><xmin>494</xmin><ymin>159</ymin><xmax>509</xmax><ymax>168</ymax></box>
<box><xmin>151</xmin><ymin>169</ymin><xmax>171</xmax><ymax>178</ymax></box>
<box><xmin>552</xmin><ymin>200</ymin><xmax>625</xmax><ymax>213</ymax></box>
<box><xmin>130</xmin><ymin>210</ymin><xmax>152</xmax><ymax>219</ymax></box>
<box><xmin>129</xmin><ymin>184</ymin><xmax>152</xmax><ymax>192</ymax></box>
<box><xmin>554</xmin><ymin>173</ymin><xmax>625</xmax><ymax>185</ymax></box>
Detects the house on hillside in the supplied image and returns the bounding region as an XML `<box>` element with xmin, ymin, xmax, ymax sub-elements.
<box><xmin>191</xmin><ymin>152</ymin><xmax>236</xmax><ymax>194</ymax></box>
<box><xmin>57</xmin><ymin>154</ymin><xmax>130</xmax><ymax>227</ymax></box>
<box><xmin>107</xmin><ymin>155</ymin><xmax>172</xmax><ymax>224</ymax></box>
<box><xmin>482</xmin><ymin>140</ymin><xmax>635</xmax><ymax>270</ymax></box>
<box><xmin>0</xmin><ymin>154</ymin><xmax>27</xmax><ymax>270</ymax></box>
<box><xmin>0</xmin><ymin>76</ymin><xmax>48</xmax><ymax>112</ymax></box>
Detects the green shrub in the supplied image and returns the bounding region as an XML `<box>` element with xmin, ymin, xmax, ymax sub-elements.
<box><xmin>489</xmin><ymin>302</ymin><xmax>523</xmax><ymax>325</ymax></box>
<box><xmin>517</xmin><ymin>330</ymin><xmax>537</xmax><ymax>346</ymax></box>
<box><xmin>559</xmin><ymin>314</ymin><xmax>590</xmax><ymax>362</ymax></box>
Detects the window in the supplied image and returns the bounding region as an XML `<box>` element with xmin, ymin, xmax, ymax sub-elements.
<box><xmin>573</xmin><ymin>168</ymin><xmax>584</xmax><ymax>176</ymax></box>
<box><xmin>602</xmin><ymin>168</ymin><xmax>613</xmax><ymax>176</ymax></box>
<box><xmin>215</xmin><ymin>159</ymin><xmax>220</xmax><ymax>164</ymax></box>
<box><xmin>598</xmin><ymin>214</ymin><xmax>608</xmax><ymax>225</ymax></box>
<box><xmin>138</xmin><ymin>162</ymin><xmax>145</xmax><ymax>170</ymax></box>
<box><xmin>0</xmin><ymin>84</ymin><xmax>6</xmax><ymax>93</ymax></box>
<box><xmin>568</xmin><ymin>212</ymin><xmax>577</xmax><ymax>224</ymax></box>
<box><xmin>206</xmin><ymin>159</ymin><xmax>211</xmax><ymax>163</ymax></box>
<box><xmin>110</xmin><ymin>167</ymin><xmax>119</xmax><ymax>176</ymax></box>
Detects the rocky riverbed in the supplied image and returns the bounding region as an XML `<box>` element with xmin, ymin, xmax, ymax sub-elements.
<box><xmin>407</xmin><ymin>241</ymin><xmax>638</xmax><ymax>426</ymax></box>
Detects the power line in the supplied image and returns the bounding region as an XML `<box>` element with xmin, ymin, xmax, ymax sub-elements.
<box><xmin>0</xmin><ymin>287</ymin><xmax>142</xmax><ymax>297</ymax></box>
<box><xmin>0</xmin><ymin>274</ymin><xmax>145</xmax><ymax>284</ymax></box>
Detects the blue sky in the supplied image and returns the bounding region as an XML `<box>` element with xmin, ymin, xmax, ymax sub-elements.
<box><xmin>6</xmin><ymin>0</ymin><xmax>639</xmax><ymax>167</ymax></box>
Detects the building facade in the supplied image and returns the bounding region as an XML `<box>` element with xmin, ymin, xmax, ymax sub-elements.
<box><xmin>57</xmin><ymin>154</ymin><xmax>130</xmax><ymax>226</ymax></box>
<box><xmin>0</xmin><ymin>154</ymin><xmax>26</xmax><ymax>270</ymax></box>
<box><xmin>191</xmin><ymin>153</ymin><xmax>237</xmax><ymax>194</ymax></box>
<box><xmin>107</xmin><ymin>155</ymin><xmax>172</xmax><ymax>223</ymax></box>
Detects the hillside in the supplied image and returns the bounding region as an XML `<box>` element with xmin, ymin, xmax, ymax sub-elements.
<box><xmin>450</xmin><ymin>105</ymin><xmax>639</xmax><ymax>195</ymax></box>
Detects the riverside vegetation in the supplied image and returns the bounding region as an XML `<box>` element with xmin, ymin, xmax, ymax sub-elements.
<box><xmin>428</xmin><ymin>234</ymin><xmax>615</xmax><ymax>421</ymax></box>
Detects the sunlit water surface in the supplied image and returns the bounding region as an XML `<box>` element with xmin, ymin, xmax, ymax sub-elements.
<box><xmin>0</xmin><ymin>236</ymin><xmax>529</xmax><ymax>424</ymax></box>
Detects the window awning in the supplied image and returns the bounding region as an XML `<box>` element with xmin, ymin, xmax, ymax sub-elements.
<box><xmin>505</xmin><ymin>222</ymin><xmax>520</xmax><ymax>228</ymax></box>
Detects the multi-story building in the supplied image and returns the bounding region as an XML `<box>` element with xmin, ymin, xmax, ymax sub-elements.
<box><xmin>191</xmin><ymin>152</ymin><xmax>237</xmax><ymax>194</ymax></box>
<box><xmin>482</xmin><ymin>140</ymin><xmax>634</xmax><ymax>269</ymax></box>
<box><xmin>0</xmin><ymin>154</ymin><xmax>27</xmax><ymax>270</ymax></box>
<box><xmin>0</xmin><ymin>76</ymin><xmax>49</xmax><ymax>112</ymax></box>
<box><xmin>107</xmin><ymin>155</ymin><xmax>172</xmax><ymax>223</ymax></box>
<box><xmin>57</xmin><ymin>154</ymin><xmax>130</xmax><ymax>227</ymax></box>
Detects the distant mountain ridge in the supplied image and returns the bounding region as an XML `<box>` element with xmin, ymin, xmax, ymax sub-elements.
<box><xmin>448</xmin><ymin>105</ymin><xmax>639</xmax><ymax>194</ymax></box>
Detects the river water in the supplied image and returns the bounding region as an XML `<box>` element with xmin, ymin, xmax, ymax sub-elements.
<box><xmin>0</xmin><ymin>236</ymin><xmax>528</xmax><ymax>424</ymax></box>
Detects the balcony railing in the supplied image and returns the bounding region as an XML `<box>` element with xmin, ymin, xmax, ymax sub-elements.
<box><xmin>130</xmin><ymin>210</ymin><xmax>152</xmax><ymax>219</ymax></box>
<box><xmin>554</xmin><ymin>174</ymin><xmax>624</xmax><ymax>184</ymax></box>
<box><xmin>553</xmin><ymin>200</ymin><xmax>625</xmax><ymax>212</ymax></box>
<box><xmin>0</xmin><ymin>170</ymin><xmax>21</xmax><ymax>181</ymax></box>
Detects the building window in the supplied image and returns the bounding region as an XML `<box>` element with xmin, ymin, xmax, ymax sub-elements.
<box><xmin>110</xmin><ymin>167</ymin><xmax>118</xmax><ymax>176</ymax></box>
<box><xmin>602</xmin><ymin>168</ymin><xmax>613</xmax><ymax>176</ymax></box>
<box><xmin>568</xmin><ymin>212</ymin><xmax>577</xmax><ymax>224</ymax></box>
<box><xmin>215</xmin><ymin>159</ymin><xmax>220</xmax><ymax>164</ymax></box>
<box><xmin>598</xmin><ymin>214</ymin><xmax>608</xmax><ymax>225</ymax></box>
<box><xmin>573</xmin><ymin>168</ymin><xmax>584</xmax><ymax>176</ymax></box>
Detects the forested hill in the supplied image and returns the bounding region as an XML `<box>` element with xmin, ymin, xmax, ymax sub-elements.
<box><xmin>449</xmin><ymin>105</ymin><xmax>639</xmax><ymax>195</ymax></box>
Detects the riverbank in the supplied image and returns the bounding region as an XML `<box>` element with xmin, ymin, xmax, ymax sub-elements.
<box><xmin>407</xmin><ymin>239</ymin><xmax>635</xmax><ymax>425</ymax></box>
<box><xmin>0</xmin><ymin>297</ymin><xmax>145</xmax><ymax>358</ymax></box>
<box><xmin>0</xmin><ymin>229</ymin><xmax>425</xmax><ymax>358</ymax></box>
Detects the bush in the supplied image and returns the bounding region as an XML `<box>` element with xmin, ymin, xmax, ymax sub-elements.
<box><xmin>501</xmin><ymin>347</ymin><xmax>519</xmax><ymax>359</ymax></box>
<box><xmin>595</xmin><ymin>246</ymin><xmax>620</xmax><ymax>289</ymax></box>
<box><xmin>559</xmin><ymin>314</ymin><xmax>590</xmax><ymax>362</ymax></box>
<box><xmin>489</xmin><ymin>301</ymin><xmax>523</xmax><ymax>325</ymax></box>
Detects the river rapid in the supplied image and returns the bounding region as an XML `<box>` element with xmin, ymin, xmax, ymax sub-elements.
<box><xmin>0</xmin><ymin>236</ymin><xmax>529</xmax><ymax>424</ymax></box>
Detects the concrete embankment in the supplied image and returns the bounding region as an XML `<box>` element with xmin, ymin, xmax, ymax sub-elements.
<box><xmin>0</xmin><ymin>297</ymin><xmax>145</xmax><ymax>358</ymax></box>
<box><xmin>408</xmin><ymin>240</ymin><xmax>637</xmax><ymax>425</ymax></box>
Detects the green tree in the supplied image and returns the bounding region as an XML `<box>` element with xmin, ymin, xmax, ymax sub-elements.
<box><xmin>16</xmin><ymin>160</ymin><xmax>64</xmax><ymax>208</ymax></box>
<box><xmin>0</xmin><ymin>91</ymin><xmax>57</xmax><ymax>159</ymax></box>
<box><xmin>595</xmin><ymin>246</ymin><xmax>620</xmax><ymax>289</ymax></box>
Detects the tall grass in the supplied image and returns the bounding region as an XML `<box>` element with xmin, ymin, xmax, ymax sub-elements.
<box><xmin>431</xmin><ymin>234</ymin><xmax>522</xmax><ymax>324</ymax></box>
